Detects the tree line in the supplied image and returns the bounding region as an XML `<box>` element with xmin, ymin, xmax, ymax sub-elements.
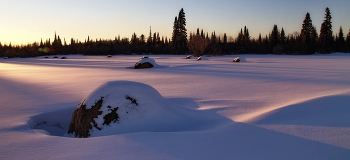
<box><xmin>1</xmin><ymin>7</ymin><xmax>350</xmax><ymax>58</ymax></box>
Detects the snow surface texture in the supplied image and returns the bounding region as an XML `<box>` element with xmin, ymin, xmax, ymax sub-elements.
<box><xmin>1</xmin><ymin>54</ymin><xmax>350</xmax><ymax>159</ymax></box>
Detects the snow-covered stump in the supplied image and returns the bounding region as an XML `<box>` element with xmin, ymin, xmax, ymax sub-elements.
<box><xmin>134</xmin><ymin>57</ymin><xmax>158</xmax><ymax>69</ymax></box>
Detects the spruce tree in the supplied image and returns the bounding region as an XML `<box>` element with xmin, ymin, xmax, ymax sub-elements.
<box><xmin>319</xmin><ymin>7</ymin><xmax>333</xmax><ymax>54</ymax></box>
<box><xmin>223</xmin><ymin>33</ymin><xmax>227</xmax><ymax>44</ymax></box>
<box><xmin>335</xmin><ymin>26</ymin><xmax>345</xmax><ymax>52</ymax></box>
<box><xmin>172</xmin><ymin>17</ymin><xmax>178</xmax><ymax>46</ymax></box>
<box><xmin>346</xmin><ymin>29</ymin><xmax>350</xmax><ymax>52</ymax></box>
<box><xmin>177</xmin><ymin>8</ymin><xmax>187</xmax><ymax>48</ymax></box>
<box><xmin>269</xmin><ymin>25</ymin><xmax>280</xmax><ymax>54</ymax></box>
<box><xmin>147</xmin><ymin>26</ymin><xmax>152</xmax><ymax>46</ymax></box>
<box><xmin>300</xmin><ymin>13</ymin><xmax>315</xmax><ymax>54</ymax></box>
<box><xmin>172</xmin><ymin>8</ymin><xmax>188</xmax><ymax>54</ymax></box>
<box><xmin>52</xmin><ymin>32</ymin><xmax>63</xmax><ymax>54</ymax></box>
<box><xmin>280</xmin><ymin>27</ymin><xmax>286</xmax><ymax>45</ymax></box>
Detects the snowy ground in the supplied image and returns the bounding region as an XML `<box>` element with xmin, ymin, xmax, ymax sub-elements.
<box><xmin>0</xmin><ymin>54</ymin><xmax>350</xmax><ymax>160</ymax></box>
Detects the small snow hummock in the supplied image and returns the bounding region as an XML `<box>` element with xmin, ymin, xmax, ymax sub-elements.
<box><xmin>134</xmin><ymin>57</ymin><xmax>159</xmax><ymax>69</ymax></box>
<box><xmin>197</xmin><ymin>56</ymin><xmax>209</xmax><ymax>60</ymax></box>
<box><xmin>185</xmin><ymin>55</ymin><xmax>193</xmax><ymax>59</ymax></box>
<box><xmin>233</xmin><ymin>57</ymin><xmax>246</xmax><ymax>62</ymax></box>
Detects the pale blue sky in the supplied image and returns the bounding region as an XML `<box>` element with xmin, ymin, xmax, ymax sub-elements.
<box><xmin>0</xmin><ymin>0</ymin><xmax>349</xmax><ymax>45</ymax></box>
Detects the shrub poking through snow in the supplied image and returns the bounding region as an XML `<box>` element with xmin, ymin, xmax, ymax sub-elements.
<box><xmin>134</xmin><ymin>57</ymin><xmax>158</xmax><ymax>69</ymax></box>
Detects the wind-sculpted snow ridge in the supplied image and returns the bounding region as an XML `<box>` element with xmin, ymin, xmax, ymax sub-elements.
<box><xmin>235</xmin><ymin>91</ymin><xmax>350</xmax><ymax>125</ymax></box>
<box><xmin>237</xmin><ymin>92</ymin><xmax>350</xmax><ymax>149</ymax></box>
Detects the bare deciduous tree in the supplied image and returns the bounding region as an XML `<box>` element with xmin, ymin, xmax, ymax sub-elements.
<box><xmin>188</xmin><ymin>35</ymin><xmax>209</xmax><ymax>57</ymax></box>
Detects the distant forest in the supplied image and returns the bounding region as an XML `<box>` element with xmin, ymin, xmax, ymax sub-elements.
<box><xmin>1</xmin><ymin>7</ymin><xmax>350</xmax><ymax>58</ymax></box>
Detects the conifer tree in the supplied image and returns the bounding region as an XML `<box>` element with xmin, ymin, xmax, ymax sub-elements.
<box><xmin>172</xmin><ymin>8</ymin><xmax>187</xmax><ymax>53</ymax></box>
<box><xmin>335</xmin><ymin>26</ymin><xmax>345</xmax><ymax>52</ymax></box>
<box><xmin>300</xmin><ymin>13</ymin><xmax>316</xmax><ymax>54</ymax></box>
<box><xmin>177</xmin><ymin>8</ymin><xmax>187</xmax><ymax>47</ymax></box>
<box><xmin>237</xmin><ymin>28</ymin><xmax>244</xmax><ymax>44</ymax></box>
<box><xmin>258</xmin><ymin>33</ymin><xmax>262</xmax><ymax>44</ymax></box>
<box><xmin>223</xmin><ymin>33</ymin><xmax>227</xmax><ymax>44</ymax></box>
<box><xmin>319</xmin><ymin>7</ymin><xmax>333</xmax><ymax>54</ymax></box>
<box><xmin>196</xmin><ymin>28</ymin><xmax>200</xmax><ymax>36</ymax></box>
<box><xmin>172</xmin><ymin>17</ymin><xmax>178</xmax><ymax>46</ymax></box>
<box><xmin>52</xmin><ymin>32</ymin><xmax>63</xmax><ymax>54</ymax></box>
<box><xmin>244</xmin><ymin>26</ymin><xmax>250</xmax><ymax>44</ymax></box>
<box><xmin>346</xmin><ymin>29</ymin><xmax>350</xmax><ymax>52</ymax></box>
<box><xmin>211</xmin><ymin>31</ymin><xmax>217</xmax><ymax>44</ymax></box>
<box><xmin>147</xmin><ymin>26</ymin><xmax>153</xmax><ymax>46</ymax></box>
<box><xmin>139</xmin><ymin>34</ymin><xmax>145</xmax><ymax>45</ymax></box>
<box><xmin>280</xmin><ymin>27</ymin><xmax>286</xmax><ymax>45</ymax></box>
<box><xmin>269</xmin><ymin>25</ymin><xmax>280</xmax><ymax>54</ymax></box>
<box><xmin>131</xmin><ymin>32</ymin><xmax>138</xmax><ymax>46</ymax></box>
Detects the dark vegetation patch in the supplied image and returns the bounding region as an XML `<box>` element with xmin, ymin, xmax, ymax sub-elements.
<box><xmin>68</xmin><ymin>95</ymin><xmax>140</xmax><ymax>138</ymax></box>
<box><xmin>68</xmin><ymin>97</ymin><xmax>104</xmax><ymax>138</ymax></box>
<box><xmin>103</xmin><ymin>106</ymin><xmax>119</xmax><ymax>125</ymax></box>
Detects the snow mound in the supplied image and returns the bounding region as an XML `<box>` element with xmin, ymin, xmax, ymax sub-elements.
<box><xmin>66</xmin><ymin>81</ymin><xmax>225</xmax><ymax>137</ymax></box>
<box><xmin>134</xmin><ymin>57</ymin><xmax>159</xmax><ymax>69</ymax></box>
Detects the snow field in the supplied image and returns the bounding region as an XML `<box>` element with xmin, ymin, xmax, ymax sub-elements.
<box><xmin>0</xmin><ymin>53</ymin><xmax>350</xmax><ymax>159</ymax></box>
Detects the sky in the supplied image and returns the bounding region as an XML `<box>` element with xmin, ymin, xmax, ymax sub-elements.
<box><xmin>0</xmin><ymin>0</ymin><xmax>349</xmax><ymax>45</ymax></box>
